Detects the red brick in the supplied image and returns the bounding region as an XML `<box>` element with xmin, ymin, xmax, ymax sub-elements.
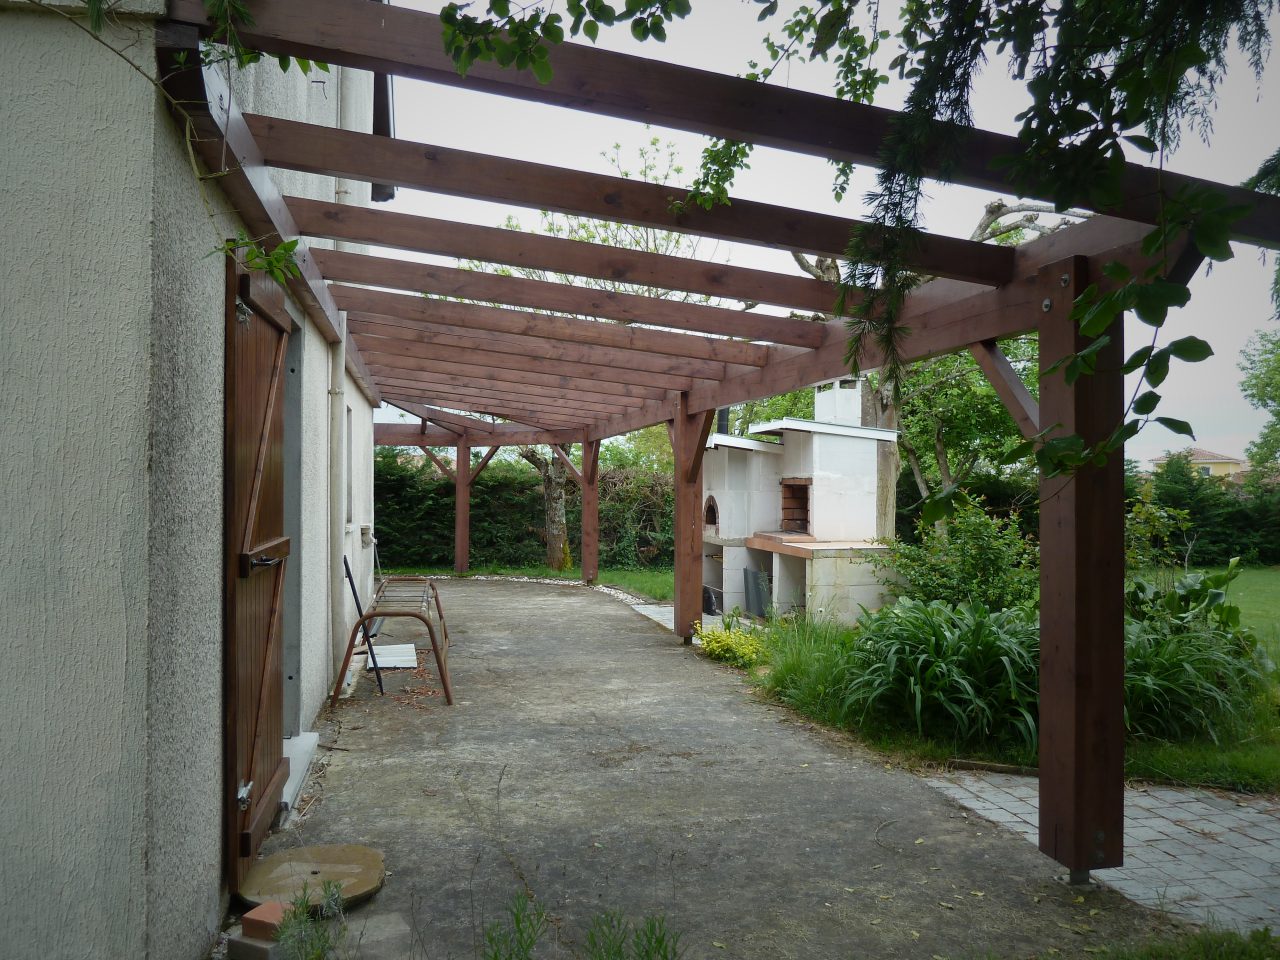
<box><xmin>241</xmin><ymin>901</ymin><xmax>286</xmax><ymax>941</ymax></box>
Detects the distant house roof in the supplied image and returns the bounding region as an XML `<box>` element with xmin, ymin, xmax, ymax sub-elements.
<box><xmin>1151</xmin><ymin>446</ymin><xmax>1244</xmax><ymax>464</ymax></box>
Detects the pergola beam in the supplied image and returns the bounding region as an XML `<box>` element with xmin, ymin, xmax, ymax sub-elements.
<box><xmin>375</xmin><ymin>422</ymin><xmax>577</xmax><ymax>447</ymax></box>
<box><xmin>328</xmin><ymin>279</ymin><xmax>782</xmax><ymax>366</ymax></box>
<box><xmin>366</xmin><ymin>360</ymin><xmax>667</xmax><ymax>403</ymax></box>
<box><xmin>372</xmin><ymin>370</ymin><xmax>649</xmax><ymax>410</ymax></box>
<box><xmin>363</xmin><ymin>344</ymin><xmax>684</xmax><ymax>391</ymax></box>
<box><xmin>381</xmin><ymin>382</ymin><xmax>630</xmax><ymax>418</ymax></box>
<box><xmin>390</xmin><ymin>400</ymin><xmax>524</xmax><ymax>434</ymax></box>
<box><xmin>246</xmin><ymin>114</ymin><xmax>1015</xmax><ymax>287</ymax></box>
<box><xmin>969</xmin><ymin>340</ymin><xmax>1039</xmax><ymax>440</ymax></box>
<box><xmin>585</xmin><ymin>217</ymin><xmax>1153</xmax><ymax>440</ymax></box>
<box><xmin>167</xmin><ymin>0</ymin><xmax>1280</xmax><ymax>249</ymax></box>
<box><xmin>381</xmin><ymin>391</ymin><xmax>595</xmax><ymax>428</ymax></box>
<box><xmin>353</xmin><ymin>319</ymin><xmax>735</xmax><ymax>386</ymax></box>
<box><xmin>289</xmin><ymin>197</ymin><xmax>842</xmax><ymax>319</ymax></box>
<box><xmin>315</xmin><ymin>247</ymin><xmax>829</xmax><ymax>349</ymax></box>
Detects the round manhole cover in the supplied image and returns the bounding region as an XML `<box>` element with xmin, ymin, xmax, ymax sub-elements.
<box><xmin>240</xmin><ymin>844</ymin><xmax>385</xmax><ymax>908</ymax></box>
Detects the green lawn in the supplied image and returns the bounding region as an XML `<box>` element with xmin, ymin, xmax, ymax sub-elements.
<box><xmin>1123</xmin><ymin>565</ymin><xmax>1280</xmax><ymax>793</ymax></box>
<box><xmin>385</xmin><ymin>565</ymin><xmax>674</xmax><ymax>602</ymax></box>
<box><xmin>1227</xmin><ymin>565</ymin><xmax>1280</xmax><ymax>664</ymax></box>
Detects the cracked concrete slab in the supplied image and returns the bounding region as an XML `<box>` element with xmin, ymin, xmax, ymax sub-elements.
<box><xmin>263</xmin><ymin>579</ymin><xmax>1182</xmax><ymax>959</ymax></box>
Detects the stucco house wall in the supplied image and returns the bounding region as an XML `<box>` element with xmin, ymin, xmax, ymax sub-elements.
<box><xmin>1</xmin><ymin>14</ymin><xmax>156</xmax><ymax>957</ymax></box>
<box><xmin>0</xmin><ymin>7</ymin><xmax>377</xmax><ymax>958</ymax></box>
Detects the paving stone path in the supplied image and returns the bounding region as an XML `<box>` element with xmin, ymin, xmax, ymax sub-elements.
<box><xmin>931</xmin><ymin>772</ymin><xmax>1280</xmax><ymax>932</ymax></box>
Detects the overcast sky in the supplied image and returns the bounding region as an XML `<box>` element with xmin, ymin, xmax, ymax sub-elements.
<box><xmin>372</xmin><ymin>1</ymin><xmax>1279</xmax><ymax>468</ymax></box>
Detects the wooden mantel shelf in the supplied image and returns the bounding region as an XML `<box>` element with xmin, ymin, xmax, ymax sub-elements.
<box><xmin>745</xmin><ymin>533</ymin><xmax>883</xmax><ymax>559</ymax></box>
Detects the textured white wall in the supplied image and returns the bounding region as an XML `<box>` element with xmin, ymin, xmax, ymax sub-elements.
<box><xmin>0</xmin><ymin>13</ymin><xmax>155</xmax><ymax>959</ymax></box>
<box><xmin>811</xmin><ymin>435</ymin><xmax>880</xmax><ymax>541</ymax></box>
<box><xmin>0</xmin><ymin>8</ymin><xmax>377</xmax><ymax>956</ymax></box>
<box><xmin>778</xmin><ymin>430</ymin><xmax>813</xmax><ymax>479</ymax></box>
<box><xmin>146</xmin><ymin>68</ymin><xmax>239</xmax><ymax>959</ymax></box>
<box><xmin>747</xmin><ymin>451</ymin><xmax>783</xmax><ymax>533</ymax></box>
<box><xmin>807</xmin><ymin>553</ymin><xmax>891</xmax><ymax>620</ymax></box>
<box><xmin>297</xmin><ymin>318</ymin><xmax>336</xmax><ymax>729</ymax></box>
<box><xmin>345</xmin><ymin>373</ymin><xmax>376</xmax><ymax>599</ymax></box>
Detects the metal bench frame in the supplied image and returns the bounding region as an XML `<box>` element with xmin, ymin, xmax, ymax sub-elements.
<box><xmin>329</xmin><ymin>576</ymin><xmax>454</xmax><ymax>708</ymax></box>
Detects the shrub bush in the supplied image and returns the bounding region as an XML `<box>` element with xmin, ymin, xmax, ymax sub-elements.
<box><xmin>875</xmin><ymin>500</ymin><xmax>1039</xmax><ymax>609</ymax></box>
<box><xmin>1123</xmin><ymin>617</ymin><xmax>1266</xmax><ymax>743</ymax></box>
<box><xmin>839</xmin><ymin>599</ymin><xmax>1041</xmax><ymax>749</ymax></box>
<box><xmin>374</xmin><ymin>450</ymin><xmax>675</xmax><ymax>570</ymax></box>
<box><xmin>1123</xmin><ymin>558</ymin><xmax>1267</xmax><ymax>742</ymax></box>
<box><xmin>756</xmin><ymin>587</ymin><xmax>1267</xmax><ymax>752</ymax></box>
<box><xmin>695</xmin><ymin>621</ymin><xmax>767</xmax><ymax>669</ymax></box>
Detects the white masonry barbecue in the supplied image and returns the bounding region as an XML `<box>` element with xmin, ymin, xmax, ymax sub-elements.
<box><xmin>701</xmin><ymin>378</ymin><xmax>898</xmax><ymax>622</ymax></box>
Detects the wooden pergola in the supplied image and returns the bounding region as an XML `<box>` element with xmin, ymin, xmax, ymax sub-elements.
<box><xmin>158</xmin><ymin>0</ymin><xmax>1279</xmax><ymax>881</ymax></box>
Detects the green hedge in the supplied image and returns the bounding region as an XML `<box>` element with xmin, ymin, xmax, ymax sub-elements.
<box><xmin>374</xmin><ymin>449</ymin><xmax>674</xmax><ymax>569</ymax></box>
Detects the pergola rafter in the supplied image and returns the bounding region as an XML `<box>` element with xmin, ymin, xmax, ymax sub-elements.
<box><xmin>167</xmin><ymin>0</ymin><xmax>1280</xmax><ymax>249</ymax></box>
<box><xmin>289</xmin><ymin>197</ymin><xmax>843</xmax><ymax>317</ymax></box>
<box><xmin>330</xmin><ymin>280</ymin><xmax>787</xmax><ymax>366</ymax></box>
<box><xmin>352</xmin><ymin>319</ymin><xmax>737</xmax><ymax>388</ymax></box>
<box><xmin>371</xmin><ymin>370</ymin><xmax>650</xmax><ymax>410</ymax></box>
<box><xmin>313</xmin><ymin>246</ymin><xmax>832</xmax><ymax>348</ymax></box>
<box><xmin>383</xmin><ymin>381</ymin><xmax>634</xmax><ymax>417</ymax></box>
<box><xmin>246</xmin><ymin>114</ymin><xmax>1015</xmax><ymax>286</ymax></box>
<box><xmin>158</xmin><ymin>0</ymin><xmax>1274</xmax><ymax>883</ymax></box>
<box><xmin>366</xmin><ymin>360</ymin><xmax>668</xmax><ymax>402</ymax></box>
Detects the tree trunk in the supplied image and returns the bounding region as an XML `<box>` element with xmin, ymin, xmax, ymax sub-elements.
<box><xmin>520</xmin><ymin>445</ymin><xmax>572</xmax><ymax>570</ymax></box>
<box><xmin>543</xmin><ymin>454</ymin><xmax>570</xmax><ymax>569</ymax></box>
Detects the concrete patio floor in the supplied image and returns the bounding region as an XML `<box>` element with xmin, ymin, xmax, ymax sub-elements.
<box><xmin>264</xmin><ymin>579</ymin><xmax>1182</xmax><ymax>959</ymax></box>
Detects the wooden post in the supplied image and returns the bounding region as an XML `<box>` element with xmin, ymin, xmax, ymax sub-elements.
<box><xmin>671</xmin><ymin>394</ymin><xmax>713</xmax><ymax>642</ymax></box>
<box><xmin>581</xmin><ymin>440</ymin><xmax>601</xmax><ymax>585</ymax></box>
<box><xmin>1037</xmin><ymin>256</ymin><xmax>1125</xmax><ymax>879</ymax></box>
<box><xmin>454</xmin><ymin>442</ymin><xmax>470</xmax><ymax>574</ymax></box>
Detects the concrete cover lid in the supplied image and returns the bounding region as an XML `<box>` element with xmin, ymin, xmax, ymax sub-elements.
<box><xmin>240</xmin><ymin>844</ymin><xmax>385</xmax><ymax>908</ymax></box>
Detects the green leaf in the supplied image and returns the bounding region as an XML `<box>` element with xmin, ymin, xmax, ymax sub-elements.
<box><xmin>1133</xmin><ymin>390</ymin><xmax>1161</xmax><ymax>415</ymax></box>
<box><xmin>1192</xmin><ymin>223</ymin><xmax>1234</xmax><ymax>261</ymax></box>
<box><xmin>1101</xmin><ymin>261</ymin><xmax>1132</xmax><ymax>283</ymax></box>
<box><xmin>1145</xmin><ymin>348</ymin><xmax>1170</xmax><ymax>387</ymax></box>
<box><xmin>920</xmin><ymin>487</ymin><xmax>967</xmax><ymax>525</ymax></box>
<box><xmin>530</xmin><ymin>57</ymin><xmax>554</xmax><ymax>84</ymax></box>
<box><xmin>1123</xmin><ymin>134</ymin><xmax>1158</xmax><ymax>153</ymax></box>
<box><xmin>1122</xmin><ymin>345</ymin><xmax>1153</xmax><ymax>373</ymax></box>
<box><xmin>1155</xmin><ymin>416</ymin><xmax>1195</xmax><ymax>438</ymax></box>
<box><xmin>1132</xmin><ymin>279</ymin><xmax>1190</xmax><ymax>327</ymax></box>
<box><xmin>1166</xmin><ymin>336</ymin><xmax>1214</xmax><ymax>363</ymax></box>
<box><xmin>630</xmin><ymin>17</ymin><xmax>648</xmax><ymax>40</ymax></box>
<box><xmin>999</xmin><ymin>439</ymin><xmax>1037</xmax><ymax>465</ymax></box>
<box><xmin>583</xmin><ymin>19</ymin><xmax>599</xmax><ymax>41</ymax></box>
<box><xmin>490</xmin><ymin>0</ymin><xmax>510</xmax><ymax>16</ymax></box>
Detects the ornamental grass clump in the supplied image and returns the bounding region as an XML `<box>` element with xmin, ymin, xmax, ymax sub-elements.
<box><xmin>838</xmin><ymin>599</ymin><xmax>1041</xmax><ymax>750</ymax></box>
<box><xmin>755</xmin><ymin>616</ymin><xmax>859</xmax><ymax>726</ymax></box>
<box><xmin>1123</xmin><ymin>617</ymin><xmax>1266</xmax><ymax>743</ymax></box>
